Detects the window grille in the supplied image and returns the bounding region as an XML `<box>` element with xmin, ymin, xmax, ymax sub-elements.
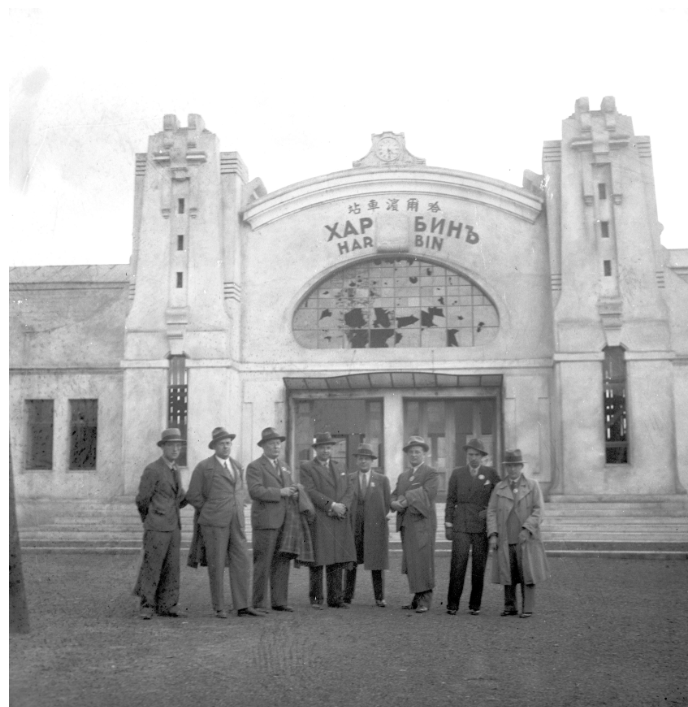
<box><xmin>168</xmin><ymin>356</ymin><xmax>188</xmax><ymax>466</ymax></box>
<box><xmin>69</xmin><ymin>400</ymin><xmax>98</xmax><ymax>469</ymax></box>
<box><xmin>603</xmin><ymin>347</ymin><xmax>629</xmax><ymax>464</ymax></box>
<box><xmin>293</xmin><ymin>257</ymin><xmax>499</xmax><ymax>349</ymax></box>
<box><xmin>26</xmin><ymin>400</ymin><xmax>54</xmax><ymax>469</ymax></box>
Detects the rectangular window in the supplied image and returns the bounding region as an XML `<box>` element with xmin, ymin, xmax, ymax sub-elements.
<box><xmin>168</xmin><ymin>356</ymin><xmax>188</xmax><ymax>466</ymax></box>
<box><xmin>69</xmin><ymin>400</ymin><xmax>98</xmax><ymax>469</ymax></box>
<box><xmin>598</xmin><ymin>183</ymin><xmax>607</xmax><ymax>200</ymax></box>
<box><xmin>177</xmin><ymin>198</ymin><xmax>185</xmax><ymax>214</ymax></box>
<box><xmin>26</xmin><ymin>400</ymin><xmax>54</xmax><ymax>469</ymax></box>
<box><xmin>603</xmin><ymin>260</ymin><xmax>612</xmax><ymax>276</ymax></box>
<box><xmin>600</xmin><ymin>221</ymin><xmax>610</xmax><ymax>238</ymax></box>
<box><xmin>176</xmin><ymin>272</ymin><xmax>183</xmax><ymax>288</ymax></box>
<box><xmin>177</xmin><ymin>235</ymin><xmax>184</xmax><ymax>251</ymax></box>
<box><xmin>603</xmin><ymin>347</ymin><xmax>629</xmax><ymax>464</ymax></box>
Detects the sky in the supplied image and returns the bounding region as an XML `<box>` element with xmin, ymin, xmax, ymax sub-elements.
<box><xmin>8</xmin><ymin>3</ymin><xmax>688</xmax><ymax>267</ymax></box>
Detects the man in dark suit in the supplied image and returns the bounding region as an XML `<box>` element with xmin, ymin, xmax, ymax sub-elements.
<box><xmin>391</xmin><ymin>436</ymin><xmax>439</xmax><ymax>614</ymax></box>
<box><xmin>186</xmin><ymin>427</ymin><xmax>261</xmax><ymax>619</ymax></box>
<box><xmin>246</xmin><ymin>427</ymin><xmax>298</xmax><ymax>613</ymax></box>
<box><xmin>134</xmin><ymin>428</ymin><xmax>188</xmax><ymax>620</ymax></box>
<box><xmin>300</xmin><ymin>432</ymin><xmax>356</xmax><ymax>609</ymax></box>
<box><xmin>343</xmin><ymin>444</ymin><xmax>390</xmax><ymax>607</ymax></box>
<box><xmin>444</xmin><ymin>438</ymin><xmax>500</xmax><ymax>615</ymax></box>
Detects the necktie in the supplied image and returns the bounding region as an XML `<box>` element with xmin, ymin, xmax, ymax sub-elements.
<box><xmin>360</xmin><ymin>473</ymin><xmax>367</xmax><ymax>496</ymax></box>
<box><xmin>224</xmin><ymin>460</ymin><xmax>234</xmax><ymax>482</ymax></box>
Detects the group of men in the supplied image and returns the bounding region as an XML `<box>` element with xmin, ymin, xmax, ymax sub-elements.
<box><xmin>135</xmin><ymin>426</ymin><xmax>546</xmax><ymax>620</ymax></box>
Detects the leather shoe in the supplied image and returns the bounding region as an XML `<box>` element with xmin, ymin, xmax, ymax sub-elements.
<box><xmin>139</xmin><ymin>607</ymin><xmax>154</xmax><ymax>620</ymax></box>
<box><xmin>271</xmin><ymin>606</ymin><xmax>294</xmax><ymax>612</ymax></box>
<box><xmin>237</xmin><ymin>607</ymin><xmax>264</xmax><ymax>617</ymax></box>
<box><xmin>519</xmin><ymin>612</ymin><xmax>533</xmax><ymax>618</ymax></box>
<box><xmin>469</xmin><ymin>609</ymin><xmax>480</xmax><ymax>616</ymax></box>
<box><xmin>253</xmin><ymin>607</ymin><xmax>270</xmax><ymax>614</ymax></box>
<box><xmin>311</xmin><ymin>603</ymin><xmax>324</xmax><ymax>610</ymax></box>
<box><xmin>215</xmin><ymin>610</ymin><xmax>228</xmax><ymax>619</ymax></box>
<box><xmin>401</xmin><ymin>603</ymin><xmax>418</xmax><ymax>611</ymax></box>
<box><xmin>415</xmin><ymin>606</ymin><xmax>429</xmax><ymax>614</ymax></box>
<box><xmin>158</xmin><ymin>606</ymin><xmax>186</xmax><ymax>617</ymax></box>
<box><xmin>500</xmin><ymin>609</ymin><xmax>519</xmax><ymax>617</ymax></box>
<box><xmin>376</xmin><ymin>600</ymin><xmax>386</xmax><ymax>608</ymax></box>
<box><xmin>446</xmin><ymin>609</ymin><xmax>458</xmax><ymax>616</ymax></box>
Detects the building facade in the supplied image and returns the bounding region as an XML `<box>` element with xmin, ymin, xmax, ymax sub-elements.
<box><xmin>10</xmin><ymin>98</ymin><xmax>688</xmax><ymax>529</ymax></box>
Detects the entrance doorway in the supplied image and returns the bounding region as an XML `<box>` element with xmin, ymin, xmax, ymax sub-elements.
<box><xmin>404</xmin><ymin>398</ymin><xmax>496</xmax><ymax>493</ymax></box>
<box><xmin>293</xmin><ymin>398</ymin><xmax>384</xmax><ymax>471</ymax></box>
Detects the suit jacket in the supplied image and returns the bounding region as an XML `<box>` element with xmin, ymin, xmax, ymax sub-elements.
<box><xmin>444</xmin><ymin>464</ymin><xmax>500</xmax><ymax>534</ymax></box>
<box><xmin>299</xmin><ymin>458</ymin><xmax>356</xmax><ymax>566</ymax></box>
<box><xmin>348</xmin><ymin>470</ymin><xmax>391</xmax><ymax>570</ymax></box>
<box><xmin>185</xmin><ymin>455</ymin><xmax>246</xmax><ymax>528</ymax></box>
<box><xmin>246</xmin><ymin>455</ymin><xmax>294</xmax><ymax>530</ymax></box>
<box><xmin>392</xmin><ymin>463</ymin><xmax>438</xmax><ymax>537</ymax></box>
<box><xmin>135</xmin><ymin>456</ymin><xmax>186</xmax><ymax>531</ymax></box>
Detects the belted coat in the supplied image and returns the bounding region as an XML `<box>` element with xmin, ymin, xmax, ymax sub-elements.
<box><xmin>299</xmin><ymin>458</ymin><xmax>356</xmax><ymax>567</ymax></box>
<box><xmin>487</xmin><ymin>474</ymin><xmax>549</xmax><ymax>585</ymax></box>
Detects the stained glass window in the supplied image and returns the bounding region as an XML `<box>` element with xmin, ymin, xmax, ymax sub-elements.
<box><xmin>293</xmin><ymin>257</ymin><xmax>499</xmax><ymax>349</ymax></box>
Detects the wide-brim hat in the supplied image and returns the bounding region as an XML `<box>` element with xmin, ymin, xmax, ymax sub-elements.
<box><xmin>157</xmin><ymin>428</ymin><xmax>186</xmax><ymax>447</ymax></box>
<box><xmin>463</xmin><ymin>438</ymin><xmax>488</xmax><ymax>456</ymax></box>
<box><xmin>257</xmin><ymin>427</ymin><xmax>286</xmax><ymax>447</ymax></box>
<box><xmin>208</xmin><ymin>426</ymin><xmax>236</xmax><ymax>449</ymax></box>
<box><xmin>502</xmin><ymin>448</ymin><xmax>526</xmax><ymax>465</ymax></box>
<box><xmin>312</xmin><ymin>432</ymin><xmax>337</xmax><ymax>448</ymax></box>
<box><xmin>403</xmin><ymin>436</ymin><xmax>429</xmax><ymax>453</ymax></box>
<box><xmin>353</xmin><ymin>443</ymin><xmax>377</xmax><ymax>459</ymax></box>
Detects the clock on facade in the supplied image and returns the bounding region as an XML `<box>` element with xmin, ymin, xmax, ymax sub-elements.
<box><xmin>374</xmin><ymin>136</ymin><xmax>402</xmax><ymax>162</ymax></box>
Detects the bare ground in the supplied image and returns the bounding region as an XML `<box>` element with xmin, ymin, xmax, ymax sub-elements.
<box><xmin>9</xmin><ymin>552</ymin><xmax>688</xmax><ymax>707</ymax></box>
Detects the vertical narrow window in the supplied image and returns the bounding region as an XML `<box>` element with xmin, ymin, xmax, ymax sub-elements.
<box><xmin>177</xmin><ymin>235</ymin><xmax>184</xmax><ymax>251</ymax></box>
<box><xmin>603</xmin><ymin>347</ymin><xmax>629</xmax><ymax>464</ymax></box>
<box><xmin>598</xmin><ymin>183</ymin><xmax>607</xmax><ymax>200</ymax></box>
<box><xmin>26</xmin><ymin>400</ymin><xmax>54</xmax><ymax>469</ymax></box>
<box><xmin>168</xmin><ymin>356</ymin><xmax>188</xmax><ymax>466</ymax></box>
<box><xmin>600</xmin><ymin>221</ymin><xmax>610</xmax><ymax>238</ymax></box>
<box><xmin>176</xmin><ymin>272</ymin><xmax>183</xmax><ymax>288</ymax></box>
<box><xmin>69</xmin><ymin>400</ymin><xmax>98</xmax><ymax>469</ymax></box>
<box><xmin>603</xmin><ymin>260</ymin><xmax>612</xmax><ymax>276</ymax></box>
<box><xmin>177</xmin><ymin>198</ymin><xmax>185</xmax><ymax>214</ymax></box>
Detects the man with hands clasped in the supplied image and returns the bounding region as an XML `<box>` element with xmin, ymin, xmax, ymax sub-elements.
<box><xmin>444</xmin><ymin>438</ymin><xmax>500</xmax><ymax>616</ymax></box>
<box><xmin>246</xmin><ymin>427</ymin><xmax>299</xmax><ymax>613</ymax></box>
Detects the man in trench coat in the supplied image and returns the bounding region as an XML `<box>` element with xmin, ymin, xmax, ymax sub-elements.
<box><xmin>134</xmin><ymin>428</ymin><xmax>188</xmax><ymax>619</ymax></box>
<box><xmin>186</xmin><ymin>427</ymin><xmax>262</xmax><ymax>619</ymax></box>
<box><xmin>300</xmin><ymin>432</ymin><xmax>356</xmax><ymax>609</ymax></box>
<box><xmin>444</xmin><ymin>438</ymin><xmax>500</xmax><ymax>615</ymax></box>
<box><xmin>343</xmin><ymin>444</ymin><xmax>391</xmax><ymax>607</ymax></box>
<box><xmin>391</xmin><ymin>436</ymin><xmax>439</xmax><ymax>614</ymax></box>
<box><xmin>246</xmin><ymin>427</ymin><xmax>298</xmax><ymax>612</ymax></box>
<box><xmin>487</xmin><ymin>448</ymin><xmax>549</xmax><ymax>618</ymax></box>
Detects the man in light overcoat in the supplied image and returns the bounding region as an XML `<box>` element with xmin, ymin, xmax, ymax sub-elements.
<box><xmin>391</xmin><ymin>436</ymin><xmax>439</xmax><ymax>614</ymax></box>
<box><xmin>343</xmin><ymin>444</ymin><xmax>391</xmax><ymax>607</ymax></box>
<box><xmin>487</xmin><ymin>448</ymin><xmax>549</xmax><ymax>618</ymax></box>
<box><xmin>300</xmin><ymin>432</ymin><xmax>356</xmax><ymax>609</ymax></box>
<box><xmin>186</xmin><ymin>427</ymin><xmax>262</xmax><ymax>619</ymax></box>
<box><xmin>134</xmin><ymin>428</ymin><xmax>188</xmax><ymax>619</ymax></box>
<box><xmin>246</xmin><ymin>427</ymin><xmax>298</xmax><ymax>613</ymax></box>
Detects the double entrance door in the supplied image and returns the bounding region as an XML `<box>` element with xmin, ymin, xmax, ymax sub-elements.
<box><xmin>292</xmin><ymin>394</ymin><xmax>498</xmax><ymax>496</ymax></box>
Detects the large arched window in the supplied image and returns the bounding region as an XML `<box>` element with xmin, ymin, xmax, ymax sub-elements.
<box><xmin>293</xmin><ymin>257</ymin><xmax>499</xmax><ymax>349</ymax></box>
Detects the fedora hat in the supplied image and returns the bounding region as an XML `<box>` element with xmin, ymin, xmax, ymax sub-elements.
<box><xmin>463</xmin><ymin>438</ymin><xmax>488</xmax><ymax>456</ymax></box>
<box><xmin>312</xmin><ymin>432</ymin><xmax>337</xmax><ymax>448</ymax></box>
<box><xmin>208</xmin><ymin>426</ymin><xmax>236</xmax><ymax>449</ymax></box>
<box><xmin>402</xmin><ymin>435</ymin><xmax>429</xmax><ymax>453</ymax></box>
<box><xmin>502</xmin><ymin>449</ymin><xmax>525</xmax><ymax>465</ymax></box>
<box><xmin>353</xmin><ymin>443</ymin><xmax>377</xmax><ymax>459</ymax></box>
<box><xmin>157</xmin><ymin>428</ymin><xmax>186</xmax><ymax>447</ymax></box>
<box><xmin>257</xmin><ymin>427</ymin><xmax>286</xmax><ymax>447</ymax></box>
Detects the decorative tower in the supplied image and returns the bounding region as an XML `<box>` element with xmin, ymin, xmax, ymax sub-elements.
<box><xmin>544</xmin><ymin>97</ymin><xmax>681</xmax><ymax>497</ymax></box>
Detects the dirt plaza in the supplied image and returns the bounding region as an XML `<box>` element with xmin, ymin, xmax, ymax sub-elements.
<box><xmin>9</xmin><ymin>551</ymin><xmax>687</xmax><ymax>707</ymax></box>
